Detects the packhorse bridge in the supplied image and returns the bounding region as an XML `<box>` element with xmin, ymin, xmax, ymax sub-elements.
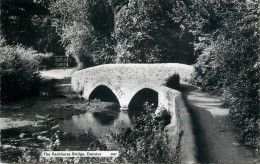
<box><xmin>71</xmin><ymin>63</ymin><xmax>196</xmax><ymax>162</ymax></box>
<box><xmin>71</xmin><ymin>63</ymin><xmax>193</xmax><ymax>110</ymax></box>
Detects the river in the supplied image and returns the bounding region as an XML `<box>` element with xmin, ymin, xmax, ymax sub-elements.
<box><xmin>0</xmin><ymin>102</ymin><xmax>134</xmax><ymax>163</ymax></box>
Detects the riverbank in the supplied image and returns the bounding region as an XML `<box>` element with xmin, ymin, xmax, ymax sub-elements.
<box><xmin>0</xmin><ymin>97</ymin><xmax>118</xmax><ymax>130</ymax></box>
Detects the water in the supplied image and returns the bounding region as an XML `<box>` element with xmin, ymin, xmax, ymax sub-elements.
<box><xmin>58</xmin><ymin>111</ymin><xmax>131</xmax><ymax>137</ymax></box>
<box><xmin>0</xmin><ymin>103</ymin><xmax>132</xmax><ymax>163</ymax></box>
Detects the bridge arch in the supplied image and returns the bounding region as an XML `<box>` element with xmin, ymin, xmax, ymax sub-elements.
<box><xmin>89</xmin><ymin>85</ymin><xmax>119</xmax><ymax>104</ymax></box>
<box><xmin>83</xmin><ymin>82</ymin><xmax>123</xmax><ymax>105</ymax></box>
<box><xmin>119</xmin><ymin>84</ymin><xmax>162</xmax><ymax>110</ymax></box>
<box><xmin>128</xmin><ymin>88</ymin><xmax>159</xmax><ymax>111</ymax></box>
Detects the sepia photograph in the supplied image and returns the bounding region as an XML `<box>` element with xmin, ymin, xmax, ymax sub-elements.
<box><xmin>0</xmin><ymin>0</ymin><xmax>259</xmax><ymax>163</ymax></box>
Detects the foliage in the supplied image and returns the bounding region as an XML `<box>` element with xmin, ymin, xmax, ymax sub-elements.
<box><xmin>114</xmin><ymin>0</ymin><xmax>178</xmax><ymax>63</ymax></box>
<box><xmin>110</xmin><ymin>103</ymin><xmax>176</xmax><ymax>163</ymax></box>
<box><xmin>166</xmin><ymin>73</ymin><xmax>180</xmax><ymax>90</ymax></box>
<box><xmin>50</xmin><ymin>0</ymin><xmax>116</xmax><ymax>69</ymax></box>
<box><xmin>0</xmin><ymin>39</ymin><xmax>53</xmax><ymax>103</ymax></box>
<box><xmin>190</xmin><ymin>0</ymin><xmax>259</xmax><ymax>147</ymax></box>
<box><xmin>50</xmin><ymin>0</ymin><xmax>197</xmax><ymax>68</ymax></box>
<box><xmin>0</xmin><ymin>0</ymin><xmax>64</xmax><ymax>55</ymax></box>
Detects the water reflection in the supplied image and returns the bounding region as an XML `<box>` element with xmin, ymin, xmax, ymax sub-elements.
<box><xmin>92</xmin><ymin>111</ymin><xmax>119</xmax><ymax>125</ymax></box>
<box><xmin>58</xmin><ymin>111</ymin><xmax>131</xmax><ymax>138</ymax></box>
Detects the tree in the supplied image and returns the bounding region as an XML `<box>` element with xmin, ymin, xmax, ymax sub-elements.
<box><xmin>114</xmin><ymin>0</ymin><xmax>179</xmax><ymax>63</ymax></box>
<box><xmin>0</xmin><ymin>0</ymin><xmax>64</xmax><ymax>55</ymax></box>
<box><xmin>50</xmin><ymin>0</ymin><xmax>116</xmax><ymax>69</ymax></box>
<box><xmin>50</xmin><ymin>0</ymin><xmax>197</xmax><ymax>67</ymax></box>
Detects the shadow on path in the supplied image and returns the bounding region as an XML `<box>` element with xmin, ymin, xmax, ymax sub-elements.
<box><xmin>180</xmin><ymin>83</ymin><xmax>255</xmax><ymax>163</ymax></box>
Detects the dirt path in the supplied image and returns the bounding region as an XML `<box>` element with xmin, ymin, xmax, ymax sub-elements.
<box><xmin>180</xmin><ymin>83</ymin><xmax>257</xmax><ymax>163</ymax></box>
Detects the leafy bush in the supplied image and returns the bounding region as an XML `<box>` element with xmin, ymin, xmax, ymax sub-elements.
<box><xmin>110</xmin><ymin>102</ymin><xmax>177</xmax><ymax>163</ymax></box>
<box><xmin>0</xmin><ymin>39</ymin><xmax>52</xmax><ymax>103</ymax></box>
<box><xmin>166</xmin><ymin>73</ymin><xmax>180</xmax><ymax>90</ymax></box>
<box><xmin>34</xmin><ymin>53</ymin><xmax>55</xmax><ymax>69</ymax></box>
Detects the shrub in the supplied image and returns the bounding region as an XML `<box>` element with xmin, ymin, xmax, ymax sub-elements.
<box><xmin>166</xmin><ymin>73</ymin><xmax>180</xmax><ymax>90</ymax></box>
<box><xmin>0</xmin><ymin>39</ymin><xmax>48</xmax><ymax>103</ymax></box>
<box><xmin>34</xmin><ymin>53</ymin><xmax>55</xmax><ymax>69</ymax></box>
<box><xmin>110</xmin><ymin>102</ymin><xmax>177</xmax><ymax>163</ymax></box>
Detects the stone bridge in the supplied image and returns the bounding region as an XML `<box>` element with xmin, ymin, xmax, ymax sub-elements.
<box><xmin>71</xmin><ymin>63</ymin><xmax>193</xmax><ymax>110</ymax></box>
<box><xmin>71</xmin><ymin>63</ymin><xmax>196</xmax><ymax>162</ymax></box>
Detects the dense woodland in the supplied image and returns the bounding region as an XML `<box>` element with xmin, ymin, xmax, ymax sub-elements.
<box><xmin>0</xmin><ymin>0</ymin><xmax>259</xmax><ymax>148</ymax></box>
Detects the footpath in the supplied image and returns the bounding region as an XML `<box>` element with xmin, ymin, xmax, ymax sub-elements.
<box><xmin>180</xmin><ymin>83</ymin><xmax>258</xmax><ymax>163</ymax></box>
